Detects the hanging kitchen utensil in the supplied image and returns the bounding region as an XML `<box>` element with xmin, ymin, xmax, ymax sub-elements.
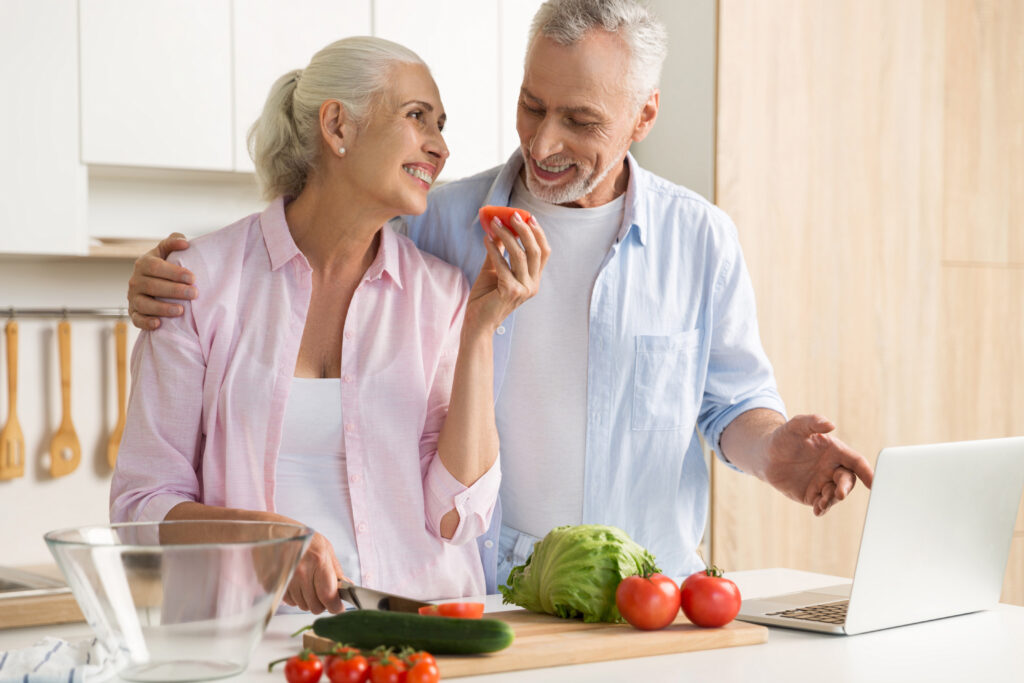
<box><xmin>49</xmin><ymin>319</ymin><xmax>81</xmax><ymax>477</ymax></box>
<box><xmin>107</xmin><ymin>320</ymin><xmax>127</xmax><ymax>469</ymax></box>
<box><xmin>0</xmin><ymin>319</ymin><xmax>26</xmax><ymax>480</ymax></box>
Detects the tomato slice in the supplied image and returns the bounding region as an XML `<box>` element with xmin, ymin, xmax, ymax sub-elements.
<box><xmin>478</xmin><ymin>205</ymin><xmax>532</xmax><ymax>239</ymax></box>
<box><xmin>417</xmin><ymin>601</ymin><xmax>485</xmax><ymax>619</ymax></box>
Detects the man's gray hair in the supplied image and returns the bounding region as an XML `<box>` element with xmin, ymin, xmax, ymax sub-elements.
<box><xmin>528</xmin><ymin>0</ymin><xmax>668</xmax><ymax>106</ymax></box>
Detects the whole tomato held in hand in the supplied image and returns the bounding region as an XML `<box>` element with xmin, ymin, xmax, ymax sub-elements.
<box><xmin>615</xmin><ymin>573</ymin><xmax>682</xmax><ymax>630</ymax></box>
<box><xmin>680</xmin><ymin>566</ymin><xmax>742</xmax><ymax>628</ymax></box>
<box><xmin>283</xmin><ymin>650</ymin><xmax>323</xmax><ymax>683</ymax></box>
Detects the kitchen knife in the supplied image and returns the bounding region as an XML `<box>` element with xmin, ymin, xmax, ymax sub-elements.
<box><xmin>337</xmin><ymin>579</ymin><xmax>431</xmax><ymax>613</ymax></box>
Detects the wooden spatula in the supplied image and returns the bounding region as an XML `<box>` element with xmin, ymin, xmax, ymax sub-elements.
<box><xmin>107</xmin><ymin>320</ymin><xmax>127</xmax><ymax>469</ymax></box>
<box><xmin>0</xmin><ymin>320</ymin><xmax>25</xmax><ymax>480</ymax></box>
<box><xmin>49</xmin><ymin>320</ymin><xmax>81</xmax><ymax>478</ymax></box>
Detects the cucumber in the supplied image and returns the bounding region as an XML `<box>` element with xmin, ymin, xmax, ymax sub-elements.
<box><xmin>311</xmin><ymin>610</ymin><xmax>515</xmax><ymax>654</ymax></box>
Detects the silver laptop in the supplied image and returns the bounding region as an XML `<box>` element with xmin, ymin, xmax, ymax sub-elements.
<box><xmin>737</xmin><ymin>437</ymin><xmax>1024</xmax><ymax>635</ymax></box>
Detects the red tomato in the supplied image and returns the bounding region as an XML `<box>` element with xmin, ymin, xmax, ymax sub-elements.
<box><xmin>284</xmin><ymin>651</ymin><xmax>323</xmax><ymax>683</ymax></box>
<box><xmin>327</xmin><ymin>654</ymin><xmax>370</xmax><ymax>683</ymax></box>
<box><xmin>369</xmin><ymin>657</ymin><xmax>407</xmax><ymax>683</ymax></box>
<box><xmin>615</xmin><ymin>573</ymin><xmax>681</xmax><ymax>630</ymax></box>
<box><xmin>403</xmin><ymin>652</ymin><xmax>437</xmax><ymax>669</ymax></box>
<box><xmin>478</xmin><ymin>205</ymin><xmax>532</xmax><ymax>240</ymax></box>
<box><xmin>680</xmin><ymin>566</ymin><xmax>742</xmax><ymax>628</ymax></box>
<box><xmin>417</xmin><ymin>602</ymin><xmax>485</xmax><ymax>619</ymax></box>
<box><xmin>324</xmin><ymin>645</ymin><xmax>361</xmax><ymax>673</ymax></box>
<box><xmin>406</xmin><ymin>660</ymin><xmax>441</xmax><ymax>683</ymax></box>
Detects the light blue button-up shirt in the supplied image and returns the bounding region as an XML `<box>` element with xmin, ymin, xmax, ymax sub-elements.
<box><xmin>402</xmin><ymin>152</ymin><xmax>786</xmax><ymax>591</ymax></box>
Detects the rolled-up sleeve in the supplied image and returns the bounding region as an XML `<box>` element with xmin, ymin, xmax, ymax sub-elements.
<box><xmin>697</xmin><ymin>219</ymin><xmax>787</xmax><ymax>467</ymax></box>
<box><xmin>418</xmin><ymin>278</ymin><xmax>501</xmax><ymax>545</ymax></box>
<box><xmin>109</xmin><ymin>293</ymin><xmax>207</xmax><ymax>524</ymax></box>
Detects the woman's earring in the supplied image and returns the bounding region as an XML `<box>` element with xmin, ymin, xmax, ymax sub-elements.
<box><xmin>338</xmin><ymin>146</ymin><xmax>346</xmax><ymax>156</ymax></box>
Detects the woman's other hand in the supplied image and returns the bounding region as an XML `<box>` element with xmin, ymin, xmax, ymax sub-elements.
<box><xmin>281</xmin><ymin>531</ymin><xmax>346</xmax><ymax>614</ymax></box>
<box><xmin>127</xmin><ymin>232</ymin><xmax>196</xmax><ymax>330</ymax></box>
<box><xmin>465</xmin><ymin>212</ymin><xmax>550</xmax><ymax>334</ymax></box>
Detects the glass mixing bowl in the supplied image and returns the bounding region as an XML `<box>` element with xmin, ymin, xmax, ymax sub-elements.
<box><xmin>45</xmin><ymin>520</ymin><xmax>312</xmax><ymax>682</ymax></box>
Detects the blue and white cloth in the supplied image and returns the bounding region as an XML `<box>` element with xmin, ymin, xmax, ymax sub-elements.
<box><xmin>0</xmin><ymin>637</ymin><xmax>120</xmax><ymax>683</ymax></box>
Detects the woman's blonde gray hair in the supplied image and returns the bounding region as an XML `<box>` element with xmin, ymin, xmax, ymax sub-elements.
<box><xmin>528</xmin><ymin>0</ymin><xmax>667</xmax><ymax>107</ymax></box>
<box><xmin>247</xmin><ymin>36</ymin><xmax>425</xmax><ymax>200</ymax></box>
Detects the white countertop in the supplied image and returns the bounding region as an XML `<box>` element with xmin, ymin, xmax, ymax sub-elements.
<box><xmin>2</xmin><ymin>568</ymin><xmax>1021</xmax><ymax>682</ymax></box>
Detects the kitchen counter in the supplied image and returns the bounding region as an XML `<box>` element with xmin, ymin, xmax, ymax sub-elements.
<box><xmin>2</xmin><ymin>568</ymin><xmax>1021</xmax><ymax>682</ymax></box>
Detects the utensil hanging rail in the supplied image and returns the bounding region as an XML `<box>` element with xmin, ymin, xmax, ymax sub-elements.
<box><xmin>4</xmin><ymin>307</ymin><xmax>127</xmax><ymax>319</ymax></box>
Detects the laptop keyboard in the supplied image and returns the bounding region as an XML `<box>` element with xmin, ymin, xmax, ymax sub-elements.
<box><xmin>767</xmin><ymin>599</ymin><xmax>848</xmax><ymax>624</ymax></box>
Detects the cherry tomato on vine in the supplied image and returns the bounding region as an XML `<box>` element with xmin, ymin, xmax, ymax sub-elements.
<box><xmin>283</xmin><ymin>650</ymin><xmax>323</xmax><ymax>683</ymax></box>
<box><xmin>369</xmin><ymin>655</ymin><xmax>407</xmax><ymax>683</ymax></box>
<box><xmin>680</xmin><ymin>566</ymin><xmax>742</xmax><ymax>628</ymax></box>
<box><xmin>403</xmin><ymin>651</ymin><xmax>436</xmax><ymax>668</ymax></box>
<box><xmin>417</xmin><ymin>602</ymin><xmax>485</xmax><ymax>619</ymax></box>
<box><xmin>327</xmin><ymin>654</ymin><xmax>370</xmax><ymax>683</ymax></box>
<box><xmin>323</xmin><ymin>644</ymin><xmax>361</xmax><ymax>672</ymax></box>
<box><xmin>615</xmin><ymin>573</ymin><xmax>681</xmax><ymax>630</ymax></box>
<box><xmin>407</xmin><ymin>659</ymin><xmax>441</xmax><ymax>683</ymax></box>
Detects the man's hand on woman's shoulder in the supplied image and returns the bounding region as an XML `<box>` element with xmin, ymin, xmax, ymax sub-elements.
<box><xmin>128</xmin><ymin>232</ymin><xmax>197</xmax><ymax>330</ymax></box>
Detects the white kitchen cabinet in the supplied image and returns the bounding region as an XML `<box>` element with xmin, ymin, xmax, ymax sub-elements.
<box><xmin>233</xmin><ymin>1</ymin><xmax>372</xmax><ymax>172</ymax></box>
<box><xmin>498</xmin><ymin>0</ymin><xmax>546</xmax><ymax>164</ymax></box>
<box><xmin>374</xmin><ymin>0</ymin><xmax>501</xmax><ymax>182</ymax></box>
<box><xmin>79</xmin><ymin>0</ymin><xmax>234</xmax><ymax>171</ymax></box>
<box><xmin>0</xmin><ymin>0</ymin><xmax>87</xmax><ymax>255</ymax></box>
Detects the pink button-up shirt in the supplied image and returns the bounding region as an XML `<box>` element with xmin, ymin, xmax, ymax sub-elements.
<box><xmin>110</xmin><ymin>198</ymin><xmax>501</xmax><ymax>600</ymax></box>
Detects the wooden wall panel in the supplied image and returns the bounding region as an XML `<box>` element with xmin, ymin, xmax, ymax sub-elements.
<box><xmin>714</xmin><ymin>0</ymin><xmax>946</xmax><ymax>578</ymax></box>
<box><xmin>714</xmin><ymin>0</ymin><xmax>1023</xmax><ymax>605</ymax></box>
<box><xmin>942</xmin><ymin>0</ymin><xmax>1024</xmax><ymax>265</ymax></box>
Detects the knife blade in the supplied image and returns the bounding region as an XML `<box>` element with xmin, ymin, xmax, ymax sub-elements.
<box><xmin>337</xmin><ymin>579</ymin><xmax>432</xmax><ymax>613</ymax></box>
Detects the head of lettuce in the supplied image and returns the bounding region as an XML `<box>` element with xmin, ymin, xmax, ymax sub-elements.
<box><xmin>498</xmin><ymin>524</ymin><xmax>660</xmax><ymax>623</ymax></box>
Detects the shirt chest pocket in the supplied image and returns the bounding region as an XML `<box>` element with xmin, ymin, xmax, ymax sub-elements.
<box><xmin>632</xmin><ymin>329</ymin><xmax>702</xmax><ymax>431</ymax></box>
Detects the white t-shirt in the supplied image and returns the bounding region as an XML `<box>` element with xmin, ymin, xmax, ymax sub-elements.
<box><xmin>497</xmin><ymin>177</ymin><xmax>625</xmax><ymax>538</ymax></box>
<box><xmin>274</xmin><ymin>378</ymin><xmax>361</xmax><ymax>581</ymax></box>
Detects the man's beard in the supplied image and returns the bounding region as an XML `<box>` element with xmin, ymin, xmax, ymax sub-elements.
<box><xmin>520</xmin><ymin>150</ymin><xmax>619</xmax><ymax>206</ymax></box>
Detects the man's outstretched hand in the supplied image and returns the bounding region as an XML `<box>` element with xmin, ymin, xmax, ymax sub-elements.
<box><xmin>721</xmin><ymin>410</ymin><xmax>874</xmax><ymax>516</ymax></box>
<box><xmin>127</xmin><ymin>232</ymin><xmax>195</xmax><ymax>329</ymax></box>
<box><xmin>762</xmin><ymin>414</ymin><xmax>874</xmax><ymax>515</ymax></box>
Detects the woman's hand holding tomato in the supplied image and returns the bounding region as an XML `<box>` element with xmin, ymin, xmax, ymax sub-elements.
<box><xmin>680</xmin><ymin>566</ymin><xmax>742</xmax><ymax>628</ymax></box>
<box><xmin>615</xmin><ymin>573</ymin><xmax>681</xmax><ymax>630</ymax></box>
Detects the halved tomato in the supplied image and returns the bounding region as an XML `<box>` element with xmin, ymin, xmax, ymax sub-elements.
<box><xmin>417</xmin><ymin>601</ymin><xmax>485</xmax><ymax>619</ymax></box>
<box><xmin>478</xmin><ymin>205</ymin><xmax>532</xmax><ymax>240</ymax></box>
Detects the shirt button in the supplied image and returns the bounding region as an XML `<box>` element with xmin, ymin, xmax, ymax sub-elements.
<box><xmin>357</xmin><ymin>522</ymin><xmax>367</xmax><ymax>534</ymax></box>
<box><xmin>350</xmin><ymin>473</ymin><xmax>361</xmax><ymax>485</ymax></box>
<box><xmin>363</xmin><ymin>572</ymin><xmax>372</xmax><ymax>583</ymax></box>
<box><xmin>345</xmin><ymin>423</ymin><xmax>355</xmax><ymax>433</ymax></box>
<box><xmin>344</xmin><ymin>331</ymin><xmax>353</xmax><ymax>340</ymax></box>
<box><xmin>343</xmin><ymin>374</ymin><xmax>353</xmax><ymax>383</ymax></box>
<box><xmin>496</xmin><ymin>326</ymin><xmax>506</xmax><ymax>335</ymax></box>
<box><xmin>484</xmin><ymin>540</ymin><xmax>494</xmax><ymax>549</ymax></box>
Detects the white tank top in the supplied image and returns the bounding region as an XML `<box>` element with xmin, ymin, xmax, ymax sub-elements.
<box><xmin>274</xmin><ymin>378</ymin><xmax>361</xmax><ymax>582</ymax></box>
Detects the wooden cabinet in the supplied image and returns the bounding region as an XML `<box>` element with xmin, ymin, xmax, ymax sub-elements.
<box><xmin>232</xmin><ymin>1</ymin><xmax>372</xmax><ymax>172</ymax></box>
<box><xmin>0</xmin><ymin>0</ymin><xmax>87</xmax><ymax>255</ymax></box>
<box><xmin>79</xmin><ymin>0</ymin><xmax>234</xmax><ymax>171</ymax></box>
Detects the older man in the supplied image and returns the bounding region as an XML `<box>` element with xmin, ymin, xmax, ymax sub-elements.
<box><xmin>127</xmin><ymin>0</ymin><xmax>873</xmax><ymax>592</ymax></box>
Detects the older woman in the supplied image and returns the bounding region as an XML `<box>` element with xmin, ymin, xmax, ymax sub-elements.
<box><xmin>110</xmin><ymin>36</ymin><xmax>549</xmax><ymax>614</ymax></box>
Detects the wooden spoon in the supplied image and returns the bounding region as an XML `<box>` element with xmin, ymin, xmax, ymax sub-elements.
<box><xmin>107</xmin><ymin>320</ymin><xmax>127</xmax><ymax>469</ymax></box>
<box><xmin>0</xmin><ymin>320</ymin><xmax>25</xmax><ymax>480</ymax></box>
<box><xmin>49</xmin><ymin>320</ymin><xmax>81</xmax><ymax>477</ymax></box>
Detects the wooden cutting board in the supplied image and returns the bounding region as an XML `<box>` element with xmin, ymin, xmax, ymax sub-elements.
<box><xmin>304</xmin><ymin>610</ymin><xmax>767</xmax><ymax>678</ymax></box>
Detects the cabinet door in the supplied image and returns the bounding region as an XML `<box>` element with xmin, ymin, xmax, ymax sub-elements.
<box><xmin>374</xmin><ymin>0</ymin><xmax>501</xmax><ymax>182</ymax></box>
<box><xmin>80</xmin><ymin>0</ymin><xmax>233</xmax><ymax>171</ymax></box>
<box><xmin>0</xmin><ymin>0</ymin><xmax>87</xmax><ymax>255</ymax></box>
<box><xmin>233</xmin><ymin>0</ymin><xmax>372</xmax><ymax>172</ymax></box>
